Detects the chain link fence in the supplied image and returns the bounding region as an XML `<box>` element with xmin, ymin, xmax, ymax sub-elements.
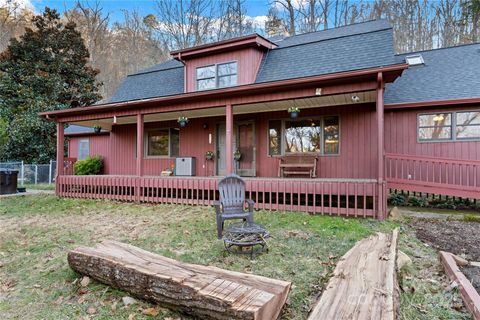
<box><xmin>0</xmin><ymin>161</ymin><xmax>57</xmax><ymax>185</ymax></box>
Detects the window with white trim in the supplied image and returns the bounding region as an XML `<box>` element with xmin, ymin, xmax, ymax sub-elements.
<box><xmin>145</xmin><ymin>128</ymin><xmax>180</xmax><ymax>157</ymax></box>
<box><xmin>417</xmin><ymin>111</ymin><xmax>480</xmax><ymax>141</ymax></box>
<box><xmin>77</xmin><ymin>139</ymin><xmax>89</xmax><ymax>160</ymax></box>
<box><xmin>196</xmin><ymin>62</ymin><xmax>237</xmax><ymax>91</ymax></box>
<box><xmin>268</xmin><ymin>116</ymin><xmax>340</xmax><ymax>155</ymax></box>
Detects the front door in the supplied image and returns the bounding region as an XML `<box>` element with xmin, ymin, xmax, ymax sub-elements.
<box><xmin>216</xmin><ymin>123</ymin><xmax>236</xmax><ymax>176</ymax></box>
<box><xmin>236</xmin><ymin>121</ymin><xmax>256</xmax><ymax>177</ymax></box>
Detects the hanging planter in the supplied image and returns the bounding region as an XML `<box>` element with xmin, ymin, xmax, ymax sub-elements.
<box><xmin>205</xmin><ymin>151</ymin><xmax>215</xmax><ymax>161</ymax></box>
<box><xmin>93</xmin><ymin>125</ymin><xmax>102</xmax><ymax>134</ymax></box>
<box><xmin>233</xmin><ymin>150</ymin><xmax>242</xmax><ymax>161</ymax></box>
<box><xmin>177</xmin><ymin>116</ymin><xmax>189</xmax><ymax>128</ymax></box>
<box><xmin>288</xmin><ymin>106</ymin><xmax>300</xmax><ymax>119</ymax></box>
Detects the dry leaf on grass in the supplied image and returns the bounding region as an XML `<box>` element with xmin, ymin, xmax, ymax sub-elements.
<box><xmin>128</xmin><ymin>314</ymin><xmax>135</xmax><ymax>320</ymax></box>
<box><xmin>53</xmin><ymin>295</ymin><xmax>64</xmax><ymax>305</ymax></box>
<box><xmin>86</xmin><ymin>306</ymin><xmax>96</xmax><ymax>314</ymax></box>
<box><xmin>142</xmin><ymin>307</ymin><xmax>159</xmax><ymax>316</ymax></box>
<box><xmin>80</xmin><ymin>276</ymin><xmax>90</xmax><ymax>287</ymax></box>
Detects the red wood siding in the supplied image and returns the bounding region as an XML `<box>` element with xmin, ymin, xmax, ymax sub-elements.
<box><xmin>385</xmin><ymin>105</ymin><xmax>480</xmax><ymax>160</ymax></box>
<box><xmin>68</xmin><ymin>135</ymin><xmax>110</xmax><ymax>174</ymax></box>
<box><xmin>184</xmin><ymin>48</ymin><xmax>264</xmax><ymax>92</ymax></box>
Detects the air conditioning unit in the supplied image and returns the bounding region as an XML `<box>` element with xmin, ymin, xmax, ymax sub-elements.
<box><xmin>175</xmin><ymin>157</ymin><xmax>196</xmax><ymax>176</ymax></box>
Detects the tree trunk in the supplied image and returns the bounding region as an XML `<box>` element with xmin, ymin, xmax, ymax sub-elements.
<box><xmin>68</xmin><ymin>240</ymin><xmax>291</xmax><ymax>320</ymax></box>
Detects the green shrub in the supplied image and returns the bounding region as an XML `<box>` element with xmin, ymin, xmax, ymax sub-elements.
<box><xmin>435</xmin><ymin>199</ymin><xmax>456</xmax><ymax>210</ymax></box>
<box><xmin>388</xmin><ymin>193</ymin><xmax>407</xmax><ymax>206</ymax></box>
<box><xmin>74</xmin><ymin>156</ymin><xmax>103</xmax><ymax>175</ymax></box>
<box><xmin>407</xmin><ymin>196</ymin><xmax>429</xmax><ymax>207</ymax></box>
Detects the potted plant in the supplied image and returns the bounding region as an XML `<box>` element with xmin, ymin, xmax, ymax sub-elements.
<box><xmin>288</xmin><ymin>106</ymin><xmax>300</xmax><ymax>119</ymax></box>
<box><xmin>233</xmin><ymin>149</ymin><xmax>242</xmax><ymax>161</ymax></box>
<box><xmin>93</xmin><ymin>125</ymin><xmax>102</xmax><ymax>134</ymax></box>
<box><xmin>205</xmin><ymin>151</ymin><xmax>214</xmax><ymax>160</ymax></box>
<box><xmin>177</xmin><ymin>116</ymin><xmax>189</xmax><ymax>128</ymax></box>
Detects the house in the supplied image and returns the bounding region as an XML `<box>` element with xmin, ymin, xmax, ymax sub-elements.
<box><xmin>40</xmin><ymin>20</ymin><xmax>480</xmax><ymax>219</ymax></box>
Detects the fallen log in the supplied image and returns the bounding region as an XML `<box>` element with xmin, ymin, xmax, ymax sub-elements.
<box><xmin>308</xmin><ymin>228</ymin><xmax>400</xmax><ymax>320</ymax></box>
<box><xmin>67</xmin><ymin>240</ymin><xmax>291</xmax><ymax>320</ymax></box>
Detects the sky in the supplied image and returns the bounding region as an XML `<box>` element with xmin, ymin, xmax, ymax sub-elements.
<box><xmin>19</xmin><ymin>0</ymin><xmax>271</xmax><ymax>25</ymax></box>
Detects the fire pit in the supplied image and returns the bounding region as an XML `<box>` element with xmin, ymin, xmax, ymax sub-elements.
<box><xmin>223</xmin><ymin>221</ymin><xmax>269</xmax><ymax>255</ymax></box>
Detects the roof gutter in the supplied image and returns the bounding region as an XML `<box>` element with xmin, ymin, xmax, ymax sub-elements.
<box><xmin>40</xmin><ymin>63</ymin><xmax>407</xmax><ymax>119</ymax></box>
<box><xmin>385</xmin><ymin>97</ymin><xmax>480</xmax><ymax>110</ymax></box>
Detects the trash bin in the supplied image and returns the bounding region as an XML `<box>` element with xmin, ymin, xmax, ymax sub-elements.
<box><xmin>0</xmin><ymin>169</ymin><xmax>18</xmax><ymax>195</ymax></box>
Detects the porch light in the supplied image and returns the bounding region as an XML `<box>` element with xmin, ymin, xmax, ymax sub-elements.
<box><xmin>177</xmin><ymin>116</ymin><xmax>189</xmax><ymax>128</ymax></box>
<box><xmin>433</xmin><ymin>114</ymin><xmax>445</xmax><ymax>122</ymax></box>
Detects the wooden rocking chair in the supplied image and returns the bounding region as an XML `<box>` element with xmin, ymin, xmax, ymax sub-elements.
<box><xmin>213</xmin><ymin>174</ymin><xmax>254</xmax><ymax>239</ymax></box>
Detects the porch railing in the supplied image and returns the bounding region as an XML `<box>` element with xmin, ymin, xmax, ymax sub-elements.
<box><xmin>386</xmin><ymin>153</ymin><xmax>480</xmax><ymax>199</ymax></box>
<box><xmin>56</xmin><ymin>175</ymin><xmax>379</xmax><ymax>218</ymax></box>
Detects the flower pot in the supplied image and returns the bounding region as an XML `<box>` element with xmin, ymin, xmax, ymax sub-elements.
<box><xmin>179</xmin><ymin>121</ymin><xmax>187</xmax><ymax>128</ymax></box>
<box><xmin>205</xmin><ymin>155</ymin><xmax>214</xmax><ymax>161</ymax></box>
<box><xmin>289</xmin><ymin>111</ymin><xmax>299</xmax><ymax>119</ymax></box>
<box><xmin>234</xmin><ymin>154</ymin><xmax>242</xmax><ymax>161</ymax></box>
<box><xmin>94</xmin><ymin>127</ymin><xmax>101</xmax><ymax>134</ymax></box>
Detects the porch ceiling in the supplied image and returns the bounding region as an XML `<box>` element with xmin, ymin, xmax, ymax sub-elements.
<box><xmin>70</xmin><ymin>90</ymin><xmax>375</xmax><ymax>130</ymax></box>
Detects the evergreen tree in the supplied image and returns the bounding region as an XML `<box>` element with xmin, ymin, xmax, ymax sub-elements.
<box><xmin>0</xmin><ymin>7</ymin><xmax>101</xmax><ymax>163</ymax></box>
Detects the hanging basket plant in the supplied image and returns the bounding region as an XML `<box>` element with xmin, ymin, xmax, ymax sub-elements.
<box><xmin>177</xmin><ymin>116</ymin><xmax>189</xmax><ymax>128</ymax></box>
<box><xmin>233</xmin><ymin>150</ymin><xmax>242</xmax><ymax>161</ymax></box>
<box><xmin>288</xmin><ymin>106</ymin><xmax>300</xmax><ymax>119</ymax></box>
<box><xmin>205</xmin><ymin>151</ymin><xmax>215</xmax><ymax>161</ymax></box>
<box><xmin>93</xmin><ymin>125</ymin><xmax>102</xmax><ymax>134</ymax></box>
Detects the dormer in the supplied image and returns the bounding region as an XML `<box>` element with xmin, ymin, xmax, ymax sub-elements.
<box><xmin>171</xmin><ymin>34</ymin><xmax>277</xmax><ymax>93</ymax></box>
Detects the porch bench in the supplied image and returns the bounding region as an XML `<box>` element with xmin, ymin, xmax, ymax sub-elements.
<box><xmin>278</xmin><ymin>155</ymin><xmax>318</xmax><ymax>178</ymax></box>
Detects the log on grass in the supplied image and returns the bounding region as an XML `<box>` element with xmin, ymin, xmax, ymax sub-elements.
<box><xmin>67</xmin><ymin>240</ymin><xmax>291</xmax><ymax>320</ymax></box>
<box><xmin>308</xmin><ymin>228</ymin><xmax>400</xmax><ymax>320</ymax></box>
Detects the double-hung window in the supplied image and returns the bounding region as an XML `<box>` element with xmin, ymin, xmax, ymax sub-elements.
<box><xmin>268</xmin><ymin>116</ymin><xmax>340</xmax><ymax>156</ymax></box>
<box><xmin>77</xmin><ymin>139</ymin><xmax>90</xmax><ymax>160</ymax></box>
<box><xmin>196</xmin><ymin>62</ymin><xmax>237</xmax><ymax>91</ymax></box>
<box><xmin>145</xmin><ymin>128</ymin><xmax>180</xmax><ymax>157</ymax></box>
<box><xmin>418</xmin><ymin>111</ymin><xmax>480</xmax><ymax>141</ymax></box>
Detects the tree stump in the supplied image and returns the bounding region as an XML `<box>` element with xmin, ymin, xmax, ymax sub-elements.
<box><xmin>67</xmin><ymin>240</ymin><xmax>291</xmax><ymax>320</ymax></box>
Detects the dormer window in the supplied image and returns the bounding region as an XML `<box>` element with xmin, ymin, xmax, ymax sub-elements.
<box><xmin>196</xmin><ymin>62</ymin><xmax>237</xmax><ymax>91</ymax></box>
<box><xmin>405</xmin><ymin>54</ymin><xmax>424</xmax><ymax>66</ymax></box>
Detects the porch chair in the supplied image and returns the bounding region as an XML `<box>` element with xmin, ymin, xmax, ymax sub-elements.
<box><xmin>213</xmin><ymin>174</ymin><xmax>254</xmax><ymax>239</ymax></box>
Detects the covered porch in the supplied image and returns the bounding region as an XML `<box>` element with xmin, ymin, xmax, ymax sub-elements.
<box><xmin>47</xmin><ymin>67</ymin><xmax>399</xmax><ymax>219</ymax></box>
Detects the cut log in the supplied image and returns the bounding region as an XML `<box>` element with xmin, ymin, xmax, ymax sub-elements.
<box><xmin>308</xmin><ymin>228</ymin><xmax>400</xmax><ymax>320</ymax></box>
<box><xmin>67</xmin><ymin>240</ymin><xmax>291</xmax><ymax>320</ymax></box>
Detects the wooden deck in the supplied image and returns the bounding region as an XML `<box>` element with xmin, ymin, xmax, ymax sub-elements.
<box><xmin>56</xmin><ymin>175</ymin><xmax>380</xmax><ymax>218</ymax></box>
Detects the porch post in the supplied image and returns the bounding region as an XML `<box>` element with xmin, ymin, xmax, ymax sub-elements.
<box><xmin>225</xmin><ymin>103</ymin><xmax>234</xmax><ymax>174</ymax></box>
<box><xmin>136</xmin><ymin>113</ymin><xmax>144</xmax><ymax>176</ymax></box>
<box><xmin>376</xmin><ymin>72</ymin><xmax>386</xmax><ymax>220</ymax></box>
<box><xmin>55</xmin><ymin>122</ymin><xmax>64</xmax><ymax>194</ymax></box>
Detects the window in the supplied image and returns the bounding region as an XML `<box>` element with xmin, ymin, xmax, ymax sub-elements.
<box><xmin>77</xmin><ymin>139</ymin><xmax>89</xmax><ymax>160</ymax></box>
<box><xmin>145</xmin><ymin>128</ymin><xmax>180</xmax><ymax>157</ymax></box>
<box><xmin>456</xmin><ymin>111</ymin><xmax>480</xmax><ymax>139</ymax></box>
<box><xmin>405</xmin><ymin>54</ymin><xmax>424</xmax><ymax>66</ymax></box>
<box><xmin>268</xmin><ymin>116</ymin><xmax>340</xmax><ymax>155</ymax></box>
<box><xmin>196</xmin><ymin>62</ymin><xmax>237</xmax><ymax>91</ymax></box>
<box><xmin>418</xmin><ymin>113</ymin><xmax>452</xmax><ymax>141</ymax></box>
<box><xmin>418</xmin><ymin>111</ymin><xmax>480</xmax><ymax>142</ymax></box>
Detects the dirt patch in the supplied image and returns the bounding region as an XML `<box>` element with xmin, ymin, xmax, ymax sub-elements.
<box><xmin>411</xmin><ymin>220</ymin><xmax>480</xmax><ymax>261</ymax></box>
<box><xmin>461</xmin><ymin>266</ymin><xmax>480</xmax><ymax>293</ymax></box>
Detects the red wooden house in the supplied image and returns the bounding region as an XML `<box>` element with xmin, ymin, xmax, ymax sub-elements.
<box><xmin>40</xmin><ymin>20</ymin><xmax>480</xmax><ymax>219</ymax></box>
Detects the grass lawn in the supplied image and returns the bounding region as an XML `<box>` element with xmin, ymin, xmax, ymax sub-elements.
<box><xmin>0</xmin><ymin>195</ymin><xmax>470</xmax><ymax>319</ymax></box>
<box><xmin>22</xmin><ymin>183</ymin><xmax>55</xmax><ymax>191</ymax></box>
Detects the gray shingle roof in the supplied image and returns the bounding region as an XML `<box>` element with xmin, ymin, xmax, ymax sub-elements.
<box><xmin>385</xmin><ymin>43</ymin><xmax>480</xmax><ymax>104</ymax></box>
<box><xmin>109</xmin><ymin>20</ymin><xmax>396</xmax><ymax>103</ymax></box>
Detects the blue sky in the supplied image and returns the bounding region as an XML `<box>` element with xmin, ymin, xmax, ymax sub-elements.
<box><xmin>30</xmin><ymin>0</ymin><xmax>270</xmax><ymax>24</ymax></box>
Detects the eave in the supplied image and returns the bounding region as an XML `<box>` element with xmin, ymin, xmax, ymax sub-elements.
<box><xmin>40</xmin><ymin>63</ymin><xmax>408</xmax><ymax>121</ymax></box>
<box><xmin>385</xmin><ymin>97</ymin><xmax>480</xmax><ymax>110</ymax></box>
<box><xmin>171</xmin><ymin>34</ymin><xmax>277</xmax><ymax>60</ymax></box>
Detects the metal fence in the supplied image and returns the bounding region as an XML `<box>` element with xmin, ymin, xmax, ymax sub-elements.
<box><xmin>0</xmin><ymin>161</ymin><xmax>57</xmax><ymax>185</ymax></box>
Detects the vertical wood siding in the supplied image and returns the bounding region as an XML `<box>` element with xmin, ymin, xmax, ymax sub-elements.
<box><xmin>184</xmin><ymin>48</ymin><xmax>265</xmax><ymax>92</ymax></box>
<box><xmin>68</xmin><ymin>135</ymin><xmax>110</xmax><ymax>174</ymax></box>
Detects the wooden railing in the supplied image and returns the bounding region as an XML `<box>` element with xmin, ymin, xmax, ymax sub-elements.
<box><xmin>386</xmin><ymin>153</ymin><xmax>480</xmax><ymax>199</ymax></box>
<box><xmin>56</xmin><ymin>175</ymin><xmax>379</xmax><ymax>218</ymax></box>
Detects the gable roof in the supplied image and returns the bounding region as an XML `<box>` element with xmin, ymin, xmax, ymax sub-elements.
<box><xmin>110</xmin><ymin>20</ymin><xmax>396</xmax><ymax>103</ymax></box>
<box><xmin>385</xmin><ymin>43</ymin><xmax>480</xmax><ymax>105</ymax></box>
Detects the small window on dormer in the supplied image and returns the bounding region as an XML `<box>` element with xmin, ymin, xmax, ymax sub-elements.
<box><xmin>196</xmin><ymin>62</ymin><xmax>237</xmax><ymax>91</ymax></box>
<box><xmin>405</xmin><ymin>54</ymin><xmax>424</xmax><ymax>66</ymax></box>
